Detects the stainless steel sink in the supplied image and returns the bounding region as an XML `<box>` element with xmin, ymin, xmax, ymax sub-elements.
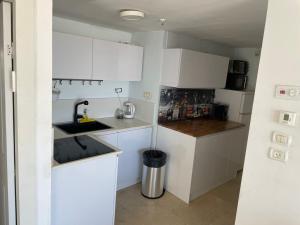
<box><xmin>55</xmin><ymin>121</ymin><xmax>111</xmax><ymax>134</ymax></box>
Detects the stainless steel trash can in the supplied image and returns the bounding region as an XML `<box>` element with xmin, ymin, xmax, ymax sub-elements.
<box><xmin>142</xmin><ymin>150</ymin><xmax>167</xmax><ymax>199</ymax></box>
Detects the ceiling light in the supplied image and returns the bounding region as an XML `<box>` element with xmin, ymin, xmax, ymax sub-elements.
<box><xmin>120</xmin><ymin>10</ymin><xmax>145</xmax><ymax>21</ymax></box>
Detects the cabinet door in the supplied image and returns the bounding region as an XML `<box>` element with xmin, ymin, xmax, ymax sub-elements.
<box><xmin>92</xmin><ymin>39</ymin><xmax>118</xmax><ymax>81</ymax></box>
<box><xmin>117</xmin><ymin>128</ymin><xmax>152</xmax><ymax>190</ymax></box>
<box><xmin>117</xmin><ymin>44</ymin><xmax>143</xmax><ymax>81</ymax></box>
<box><xmin>94</xmin><ymin>133</ymin><xmax>118</xmax><ymax>147</ymax></box>
<box><xmin>161</xmin><ymin>49</ymin><xmax>182</xmax><ymax>87</ymax></box>
<box><xmin>52</xmin><ymin>156</ymin><xmax>118</xmax><ymax>225</ymax></box>
<box><xmin>53</xmin><ymin>32</ymin><xmax>93</xmax><ymax>79</ymax></box>
<box><xmin>179</xmin><ymin>49</ymin><xmax>229</xmax><ymax>88</ymax></box>
<box><xmin>240</xmin><ymin>93</ymin><xmax>254</xmax><ymax>114</ymax></box>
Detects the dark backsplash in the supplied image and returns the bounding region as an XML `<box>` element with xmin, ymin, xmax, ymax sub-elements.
<box><xmin>158</xmin><ymin>88</ymin><xmax>215</xmax><ymax>122</ymax></box>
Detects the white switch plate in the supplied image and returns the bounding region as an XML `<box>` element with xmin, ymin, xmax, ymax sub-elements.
<box><xmin>269</xmin><ymin>148</ymin><xmax>289</xmax><ymax>162</ymax></box>
<box><xmin>278</xmin><ymin>111</ymin><xmax>297</xmax><ymax>126</ymax></box>
<box><xmin>275</xmin><ymin>85</ymin><xmax>300</xmax><ymax>100</ymax></box>
<box><xmin>272</xmin><ymin>131</ymin><xmax>293</xmax><ymax>147</ymax></box>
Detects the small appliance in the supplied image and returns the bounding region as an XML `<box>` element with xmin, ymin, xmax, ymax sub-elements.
<box><xmin>212</xmin><ymin>103</ymin><xmax>229</xmax><ymax>121</ymax></box>
<box><xmin>226</xmin><ymin>60</ymin><xmax>249</xmax><ymax>90</ymax></box>
<box><xmin>123</xmin><ymin>102</ymin><xmax>136</xmax><ymax>119</ymax></box>
<box><xmin>226</xmin><ymin>74</ymin><xmax>248</xmax><ymax>90</ymax></box>
<box><xmin>228</xmin><ymin>60</ymin><xmax>248</xmax><ymax>75</ymax></box>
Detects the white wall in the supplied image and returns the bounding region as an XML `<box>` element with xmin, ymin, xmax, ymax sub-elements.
<box><xmin>165</xmin><ymin>31</ymin><xmax>234</xmax><ymax>57</ymax></box>
<box><xmin>53</xmin><ymin>16</ymin><xmax>131</xmax><ymax>43</ymax></box>
<box><xmin>130</xmin><ymin>31</ymin><xmax>165</xmax><ymax>104</ymax></box>
<box><xmin>235</xmin><ymin>1</ymin><xmax>300</xmax><ymax>225</ymax></box>
<box><xmin>53</xmin><ymin>80</ymin><xmax>129</xmax><ymax>99</ymax></box>
<box><xmin>232</xmin><ymin>48</ymin><xmax>261</xmax><ymax>91</ymax></box>
<box><xmin>14</xmin><ymin>0</ymin><xmax>52</xmax><ymax>224</ymax></box>
<box><xmin>53</xmin><ymin>17</ymin><xmax>132</xmax><ymax>99</ymax></box>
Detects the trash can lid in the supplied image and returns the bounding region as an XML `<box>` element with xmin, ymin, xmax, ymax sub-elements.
<box><xmin>143</xmin><ymin>150</ymin><xmax>167</xmax><ymax>168</ymax></box>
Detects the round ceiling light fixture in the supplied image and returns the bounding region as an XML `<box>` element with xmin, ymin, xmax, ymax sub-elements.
<box><xmin>120</xmin><ymin>9</ymin><xmax>145</xmax><ymax>21</ymax></box>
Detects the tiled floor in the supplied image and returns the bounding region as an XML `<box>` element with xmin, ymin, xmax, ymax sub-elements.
<box><xmin>115</xmin><ymin>173</ymin><xmax>242</xmax><ymax>225</ymax></box>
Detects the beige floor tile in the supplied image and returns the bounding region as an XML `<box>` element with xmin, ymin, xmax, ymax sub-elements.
<box><xmin>115</xmin><ymin>175</ymin><xmax>242</xmax><ymax>225</ymax></box>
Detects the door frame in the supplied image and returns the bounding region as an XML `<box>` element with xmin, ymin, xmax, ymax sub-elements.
<box><xmin>12</xmin><ymin>0</ymin><xmax>53</xmax><ymax>224</ymax></box>
<box><xmin>0</xmin><ymin>1</ymin><xmax>16</xmax><ymax>225</ymax></box>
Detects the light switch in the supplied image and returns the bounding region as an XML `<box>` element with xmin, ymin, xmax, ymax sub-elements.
<box><xmin>269</xmin><ymin>148</ymin><xmax>289</xmax><ymax>162</ymax></box>
<box><xmin>272</xmin><ymin>131</ymin><xmax>292</xmax><ymax>147</ymax></box>
<box><xmin>278</xmin><ymin>111</ymin><xmax>297</xmax><ymax>126</ymax></box>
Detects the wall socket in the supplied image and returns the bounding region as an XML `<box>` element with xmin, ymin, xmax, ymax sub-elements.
<box><xmin>269</xmin><ymin>148</ymin><xmax>289</xmax><ymax>162</ymax></box>
<box><xmin>144</xmin><ymin>91</ymin><xmax>151</xmax><ymax>100</ymax></box>
<box><xmin>115</xmin><ymin>88</ymin><xmax>123</xmax><ymax>94</ymax></box>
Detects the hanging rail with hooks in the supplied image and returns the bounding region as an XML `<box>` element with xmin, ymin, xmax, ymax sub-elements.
<box><xmin>52</xmin><ymin>79</ymin><xmax>104</xmax><ymax>86</ymax></box>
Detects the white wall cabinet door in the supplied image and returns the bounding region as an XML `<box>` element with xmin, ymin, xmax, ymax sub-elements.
<box><xmin>93</xmin><ymin>40</ymin><xmax>143</xmax><ymax>81</ymax></box>
<box><xmin>53</xmin><ymin>32</ymin><xmax>93</xmax><ymax>79</ymax></box>
<box><xmin>92</xmin><ymin>39</ymin><xmax>118</xmax><ymax>81</ymax></box>
<box><xmin>117</xmin><ymin>128</ymin><xmax>152</xmax><ymax>190</ymax></box>
<box><xmin>117</xmin><ymin>44</ymin><xmax>143</xmax><ymax>81</ymax></box>
<box><xmin>161</xmin><ymin>49</ymin><xmax>229</xmax><ymax>88</ymax></box>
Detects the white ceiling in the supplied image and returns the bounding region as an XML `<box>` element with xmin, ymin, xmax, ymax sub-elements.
<box><xmin>53</xmin><ymin>0</ymin><xmax>268</xmax><ymax>47</ymax></box>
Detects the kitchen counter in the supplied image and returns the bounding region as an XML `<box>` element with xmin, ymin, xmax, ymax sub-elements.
<box><xmin>159</xmin><ymin>119</ymin><xmax>244</xmax><ymax>138</ymax></box>
<box><xmin>54</xmin><ymin>117</ymin><xmax>152</xmax><ymax>140</ymax></box>
<box><xmin>53</xmin><ymin>117</ymin><xmax>152</xmax><ymax>167</ymax></box>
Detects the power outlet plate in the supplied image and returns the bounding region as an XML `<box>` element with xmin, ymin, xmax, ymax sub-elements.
<box><xmin>144</xmin><ymin>91</ymin><xmax>151</xmax><ymax>100</ymax></box>
<box><xmin>269</xmin><ymin>148</ymin><xmax>289</xmax><ymax>162</ymax></box>
<box><xmin>115</xmin><ymin>88</ymin><xmax>123</xmax><ymax>94</ymax></box>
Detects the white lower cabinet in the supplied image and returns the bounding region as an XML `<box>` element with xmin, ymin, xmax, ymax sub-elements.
<box><xmin>156</xmin><ymin>125</ymin><xmax>245</xmax><ymax>203</ymax></box>
<box><xmin>95</xmin><ymin>127</ymin><xmax>152</xmax><ymax>190</ymax></box>
<box><xmin>51</xmin><ymin>154</ymin><xmax>118</xmax><ymax>225</ymax></box>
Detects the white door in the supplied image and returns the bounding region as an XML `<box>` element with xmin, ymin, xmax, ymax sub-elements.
<box><xmin>92</xmin><ymin>39</ymin><xmax>118</xmax><ymax>81</ymax></box>
<box><xmin>117</xmin><ymin>128</ymin><xmax>152</xmax><ymax>190</ymax></box>
<box><xmin>53</xmin><ymin>32</ymin><xmax>93</xmax><ymax>79</ymax></box>
<box><xmin>117</xmin><ymin>44</ymin><xmax>143</xmax><ymax>81</ymax></box>
<box><xmin>240</xmin><ymin>93</ymin><xmax>255</xmax><ymax>114</ymax></box>
<box><xmin>0</xmin><ymin>2</ymin><xmax>16</xmax><ymax>225</ymax></box>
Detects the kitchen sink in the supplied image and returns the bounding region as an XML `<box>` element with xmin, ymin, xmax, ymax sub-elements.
<box><xmin>55</xmin><ymin>121</ymin><xmax>112</xmax><ymax>134</ymax></box>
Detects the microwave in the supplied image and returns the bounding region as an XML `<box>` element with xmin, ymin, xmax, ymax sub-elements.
<box><xmin>228</xmin><ymin>60</ymin><xmax>248</xmax><ymax>75</ymax></box>
<box><xmin>226</xmin><ymin>74</ymin><xmax>248</xmax><ymax>90</ymax></box>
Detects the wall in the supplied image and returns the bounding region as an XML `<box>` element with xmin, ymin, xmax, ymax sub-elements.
<box><xmin>52</xmin><ymin>80</ymin><xmax>129</xmax><ymax>99</ymax></box>
<box><xmin>165</xmin><ymin>31</ymin><xmax>234</xmax><ymax>57</ymax></box>
<box><xmin>232</xmin><ymin>48</ymin><xmax>261</xmax><ymax>91</ymax></box>
<box><xmin>53</xmin><ymin>16</ymin><xmax>132</xmax><ymax>99</ymax></box>
<box><xmin>14</xmin><ymin>0</ymin><xmax>52</xmax><ymax>224</ymax></box>
<box><xmin>52</xmin><ymin>97</ymin><xmax>127</xmax><ymax>123</ymax></box>
<box><xmin>235</xmin><ymin>1</ymin><xmax>300</xmax><ymax>225</ymax></box>
<box><xmin>129</xmin><ymin>31</ymin><xmax>236</xmax><ymax>146</ymax></box>
<box><xmin>129</xmin><ymin>31</ymin><xmax>166</xmax><ymax>104</ymax></box>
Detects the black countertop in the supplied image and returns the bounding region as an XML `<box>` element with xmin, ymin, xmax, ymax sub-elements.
<box><xmin>54</xmin><ymin>135</ymin><xmax>115</xmax><ymax>164</ymax></box>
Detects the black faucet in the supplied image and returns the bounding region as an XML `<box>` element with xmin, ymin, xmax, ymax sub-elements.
<box><xmin>74</xmin><ymin>100</ymin><xmax>89</xmax><ymax>124</ymax></box>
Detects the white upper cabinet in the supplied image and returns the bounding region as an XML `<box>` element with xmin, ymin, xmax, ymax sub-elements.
<box><xmin>117</xmin><ymin>44</ymin><xmax>143</xmax><ymax>81</ymax></box>
<box><xmin>53</xmin><ymin>32</ymin><xmax>93</xmax><ymax>79</ymax></box>
<box><xmin>92</xmin><ymin>39</ymin><xmax>143</xmax><ymax>81</ymax></box>
<box><xmin>53</xmin><ymin>32</ymin><xmax>144</xmax><ymax>81</ymax></box>
<box><xmin>161</xmin><ymin>49</ymin><xmax>230</xmax><ymax>88</ymax></box>
<box><xmin>92</xmin><ymin>39</ymin><xmax>119</xmax><ymax>81</ymax></box>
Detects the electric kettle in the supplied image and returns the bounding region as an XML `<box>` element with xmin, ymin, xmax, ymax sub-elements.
<box><xmin>123</xmin><ymin>102</ymin><xmax>136</xmax><ymax>119</ymax></box>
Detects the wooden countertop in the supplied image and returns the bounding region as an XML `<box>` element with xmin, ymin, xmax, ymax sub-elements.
<box><xmin>159</xmin><ymin>119</ymin><xmax>244</xmax><ymax>138</ymax></box>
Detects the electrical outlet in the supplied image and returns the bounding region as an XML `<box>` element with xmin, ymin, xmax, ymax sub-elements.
<box><xmin>144</xmin><ymin>91</ymin><xmax>151</xmax><ymax>100</ymax></box>
<box><xmin>115</xmin><ymin>88</ymin><xmax>122</xmax><ymax>94</ymax></box>
<box><xmin>269</xmin><ymin>148</ymin><xmax>289</xmax><ymax>162</ymax></box>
